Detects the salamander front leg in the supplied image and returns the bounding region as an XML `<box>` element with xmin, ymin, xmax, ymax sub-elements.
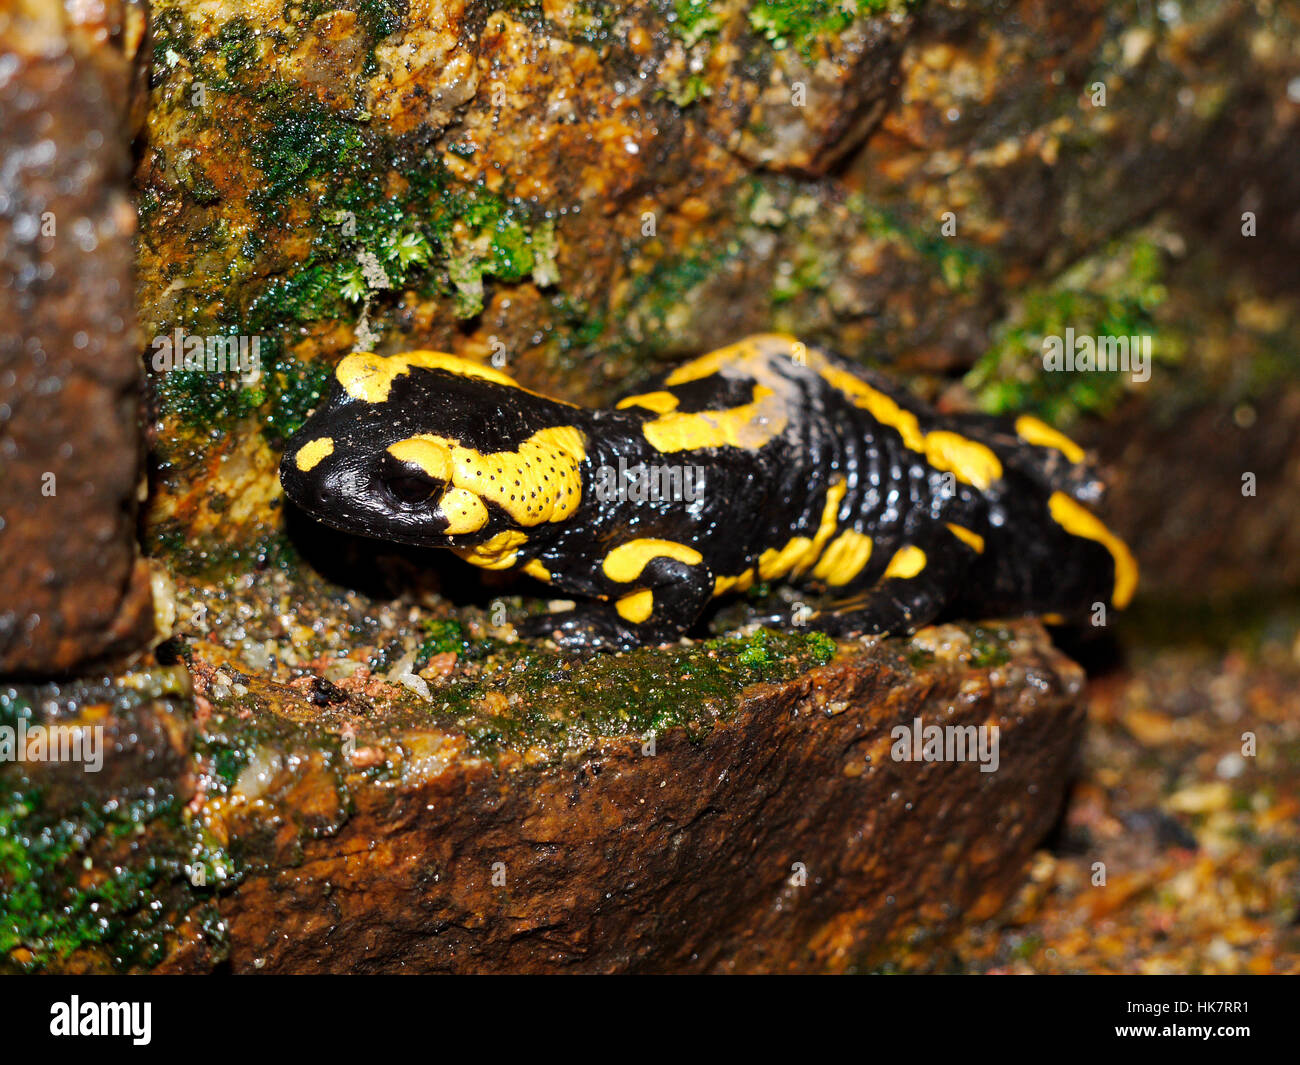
<box><xmin>517</xmin><ymin>555</ymin><xmax>715</xmax><ymax>649</ymax></box>
<box><xmin>807</xmin><ymin>535</ymin><xmax>976</xmax><ymax>638</ymax></box>
<box><xmin>515</xmin><ymin>602</ymin><xmax>641</xmax><ymax>650</ymax></box>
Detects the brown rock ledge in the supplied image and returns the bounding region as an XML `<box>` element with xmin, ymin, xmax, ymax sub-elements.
<box><xmin>0</xmin><ymin>0</ymin><xmax>153</xmax><ymax>674</ymax></box>
<box><xmin>166</xmin><ymin>621</ymin><xmax>1085</xmax><ymax>974</ymax></box>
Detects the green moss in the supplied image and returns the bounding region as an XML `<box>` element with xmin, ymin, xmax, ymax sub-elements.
<box><xmin>0</xmin><ymin>684</ymin><xmax>232</xmax><ymax>973</ymax></box>
<box><xmin>570</xmin><ymin>0</ymin><xmax>620</xmax><ymax>44</ymax></box>
<box><xmin>145</xmin><ymin>13</ymin><xmax>558</xmax><ymax>445</ymax></box>
<box><xmin>850</xmin><ymin>197</ymin><xmax>992</xmax><ymax>295</ymax></box>
<box><xmin>748</xmin><ymin>0</ymin><xmax>905</xmax><ymax>54</ymax></box>
<box><xmin>410</xmin><ymin>627</ymin><xmax>839</xmax><ymax>759</ymax></box>
<box><xmin>964</xmin><ymin>233</ymin><xmax>1171</xmax><ymax>425</ymax></box>
<box><xmin>967</xmin><ymin>626</ymin><xmax>1014</xmax><ymax>668</ymax></box>
<box><xmin>248</xmin><ymin>100</ymin><xmax>367</xmax><ymax>211</ymax></box>
<box><xmin>144</xmin><ymin>525</ymin><xmax>301</xmax><ymax>580</ymax></box>
<box><xmin>356</xmin><ymin>0</ymin><xmax>408</xmax><ymax>41</ymax></box>
<box><xmin>215</xmin><ymin>17</ymin><xmax>259</xmax><ymax>78</ymax></box>
<box><xmin>673</xmin><ymin>0</ymin><xmax>724</xmax><ymax>47</ymax></box>
<box><xmin>414</xmin><ymin>618</ymin><xmax>491</xmax><ymax>667</ymax></box>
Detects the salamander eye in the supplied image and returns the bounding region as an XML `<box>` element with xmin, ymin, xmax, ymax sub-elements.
<box><xmin>381</xmin><ymin>454</ymin><xmax>443</xmax><ymax>505</ymax></box>
<box><xmin>387</xmin><ymin>472</ymin><xmax>440</xmax><ymax>504</ymax></box>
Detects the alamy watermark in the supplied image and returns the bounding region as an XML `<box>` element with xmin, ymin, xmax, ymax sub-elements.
<box><xmin>0</xmin><ymin>718</ymin><xmax>104</xmax><ymax>772</ymax></box>
<box><xmin>150</xmin><ymin>328</ymin><xmax>262</xmax><ymax>379</ymax></box>
<box><xmin>50</xmin><ymin>997</ymin><xmax>150</xmax><ymax>1044</ymax></box>
<box><xmin>1042</xmin><ymin>328</ymin><xmax>1151</xmax><ymax>383</ymax></box>
<box><xmin>594</xmin><ymin>457</ymin><xmax>706</xmax><ymax>504</ymax></box>
<box><xmin>891</xmin><ymin>715</ymin><xmax>1000</xmax><ymax>774</ymax></box>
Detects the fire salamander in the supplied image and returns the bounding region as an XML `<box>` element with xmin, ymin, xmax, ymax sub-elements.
<box><xmin>280</xmin><ymin>334</ymin><xmax>1138</xmax><ymax>649</ymax></box>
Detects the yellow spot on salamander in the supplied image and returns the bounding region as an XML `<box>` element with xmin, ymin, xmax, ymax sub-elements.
<box><xmin>452</xmin><ymin>529</ymin><xmax>528</xmax><ymax>569</ymax></box>
<box><xmin>640</xmin><ymin>384</ymin><xmax>787</xmax><ymax>452</ymax></box>
<box><xmin>1047</xmin><ymin>492</ymin><xmax>1138</xmax><ymax>609</ymax></box>
<box><xmin>294</xmin><ymin>437</ymin><xmax>334</xmax><ymax>472</ymax></box>
<box><xmin>521</xmin><ymin>558</ymin><xmax>552</xmax><ymax>582</ymax></box>
<box><xmin>616</xmin><ymin>589</ymin><xmax>655</xmax><ymax>624</ymax></box>
<box><xmin>817</xmin><ymin>352</ymin><xmax>1004</xmax><ymax>489</ymax></box>
<box><xmin>792</xmin><ymin>479</ymin><xmax>849</xmax><ymax>577</ymax></box>
<box><xmin>883</xmin><ymin>545</ymin><xmax>927</xmax><ymax>580</ymax></box>
<box><xmin>663</xmin><ymin>337</ymin><xmax>769</xmax><ymax>386</ymax></box>
<box><xmin>439</xmin><ymin>488</ymin><xmax>489</xmax><ymax>534</ymax></box>
<box><xmin>337</xmin><ymin>350</ymin><xmax>522</xmax><ymax>404</ymax></box>
<box><xmin>616</xmin><ymin>391</ymin><xmax>679</xmax><ymax>414</ymax></box>
<box><xmin>713</xmin><ymin>568</ymin><xmax>756</xmax><ymax>597</ymax></box>
<box><xmin>387</xmin><ymin>437</ymin><xmax>453</xmax><ymax>482</ymax></box>
<box><xmin>945</xmin><ymin>523</ymin><xmax>985</xmax><ymax>553</ymax></box>
<box><xmin>758</xmin><ymin>538</ymin><xmax>814</xmax><ymax>581</ymax></box>
<box><xmin>723</xmin><ymin>479</ymin><xmax>848</xmax><ymax>595</ymax></box>
<box><xmin>1016</xmin><ymin>415</ymin><xmax>1086</xmax><ymax>464</ymax></box>
<box><xmin>811</xmin><ymin>529</ymin><xmax>874</xmax><ymax>586</ymax></box>
<box><xmin>602</xmin><ymin>539</ymin><xmax>703</xmax><ymax>583</ymax></box>
<box><xmin>818</xmin><ymin>363</ymin><xmax>926</xmax><ymax>451</ymax></box>
<box><xmin>923</xmin><ymin>431</ymin><xmax>1003</xmax><ymax>491</ymax></box>
<box><xmin>388</xmin><ymin>425</ymin><xmax>586</xmax><ymax>527</ymax></box>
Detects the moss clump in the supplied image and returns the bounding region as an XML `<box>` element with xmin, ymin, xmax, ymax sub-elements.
<box><xmin>144</xmin><ymin>525</ymin><xmax>304</xmax><ymax>583</ymax></box>
<box><xmin>412</xmin><ymin>627</ymin><xmax>839</xmax><ymax>759</ymax></box>
<box><xmin>848</xmin><ymin>196</ymin><xmax>991</xmax><ymax>296</ymax></box>
<box><xmin>144</xmin><ymin>7</ymin><xmax>559</xmax><ymax>446</ymax></box>
<box><xmin>356</xmin><ymin>0</ymin><xmax>408</xmax><ymax>42</ymax></box>
<box><xmin>413</xmin><ymin>618</ymin><xmax>501</xmax><ymax>668</ymax></box>
<box><xmin>673</xmin><ymin>0</ymin><xmax>725</xmax><ymax>47</ymax></box>
<box><xmin>748</xmin><ymin>0</ymin><xmax>906</xmax><ymax>54</ymax></box>
<box><xmin>967</xmin><ymin>625</ymin><xmax>1014</xmax><ymax>668</ymax></box>
<box><xmin>964</xmin><ymin>234</ymin><xmax>1171</xmax><ymax>425</ymax></box>
<box><xmin>0</xmin><ymin>684</ymin><xmax>232</xmax><ymax>973</ymax></box>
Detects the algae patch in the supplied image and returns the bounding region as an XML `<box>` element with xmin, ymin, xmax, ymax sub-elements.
<box><xmin>376</xmin><ymin>626</ymin><xmax>840</xmax><ymax>761</ymax></box>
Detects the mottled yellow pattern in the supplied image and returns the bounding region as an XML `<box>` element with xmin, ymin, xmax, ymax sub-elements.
<box><xmin>338</xmin><ymin>350</ymin><xmax>520</xmax><ymax>404</ymax></box>
<box><xmin>388</xmin><ymin>425</ymin><xmax>586</xmax><ymax>527</ymax></box>
<box><xmin>615</xmin><ymin>588</ymin><xmax>655</xmax><ymax>624</ymax></box>
<box><xmin>451</xmin><ymin>529</ymin><xmax>529</xmax><ymax>569</ymax></box>
<box><xmin>923</xmin><ymin>431</ymin><xmax>1003</xmax><ymax>491</ymax></box>
<box><xmin>720</xmin><ymin>479</ymin><xmax>848</xmax><ymax>595</ymax></box>
<box><xmin>439</xmin><ymin>488</ymin><xmax>489</xmax><ymax>534</ymax></box>
<box><xmin>811</xmin><ymin>529</ymin><xmax>874</xmax><ymax>586</ymax></box>
<box><xmin>640</xmin><ymin>385</ymin><xmax>787</xmax><ymax>452</ymax></box>
<box><xmin>615</xmin><ymin>391</ymin><xmax>680</xmax><ymax>414</ymax></box>
<box><xmin>521</xmin><ymin>558</ymin><xmax>552</xmax><ymax>581</ymax></box>
<box><xmin>818</xmin><ymin>353</ymin><xmax>1003</xmax><ymax>489</ymax></box>
<box><xmin>387</xmin><ymin>437</ymin><xmax>453</xmax><ymax>482</ymax></box>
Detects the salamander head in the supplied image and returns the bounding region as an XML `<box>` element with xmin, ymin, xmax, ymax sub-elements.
<box><xmin>280</xmin><ymin>351</ymin><xmax>587</xmax><ymax>549</ymax></box>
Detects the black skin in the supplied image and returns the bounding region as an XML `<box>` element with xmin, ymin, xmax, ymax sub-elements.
<box><xmin>280</xmin><ymin>336</ymin><xmax>1129</xmax><ymax>650</ymax></box>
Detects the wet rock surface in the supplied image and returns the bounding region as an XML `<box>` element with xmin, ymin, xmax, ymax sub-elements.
<box><xmin>0</xmin><ymin>0</ymin><xmax>154</xmax><ymax>674</ymax></box>
<box><xmin>2</xmin><ymin>0</ymin><xmax>1297</xmax><ymax>975</ymax></box>
<box><xmin>933</xmin><ymin>617</ymin><xmax>1300</xmax><ymax>974</ymax></box>
<box><xmin>133</xmin><ymin>0</ymin><xmax>1300</xmax><ymax>560</ymax></box>
<box><xmin>1</xmin><ymin>616</ymin><xmax>1085</xmax><ymax>973</ymax></box>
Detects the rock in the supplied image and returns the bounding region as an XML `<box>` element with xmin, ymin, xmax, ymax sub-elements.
<box><xmin>0</xmin><ymin>0</ymin><xmax>154</xmax><ymax>674</ymax></box>
<box><xmin>131</xmin><ymin>0</ymin><xmax>1300</xmax><ymax>562</ymax></box>
<box><xmin>2</xmin><ymin>621</ymin><xmax>1086</xmax><ymax>973</ymax></box>
<box><xmin>1094</xmin><ymin>387</ymin><xmax>1300</xmax><ymax>602</ymax></box>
